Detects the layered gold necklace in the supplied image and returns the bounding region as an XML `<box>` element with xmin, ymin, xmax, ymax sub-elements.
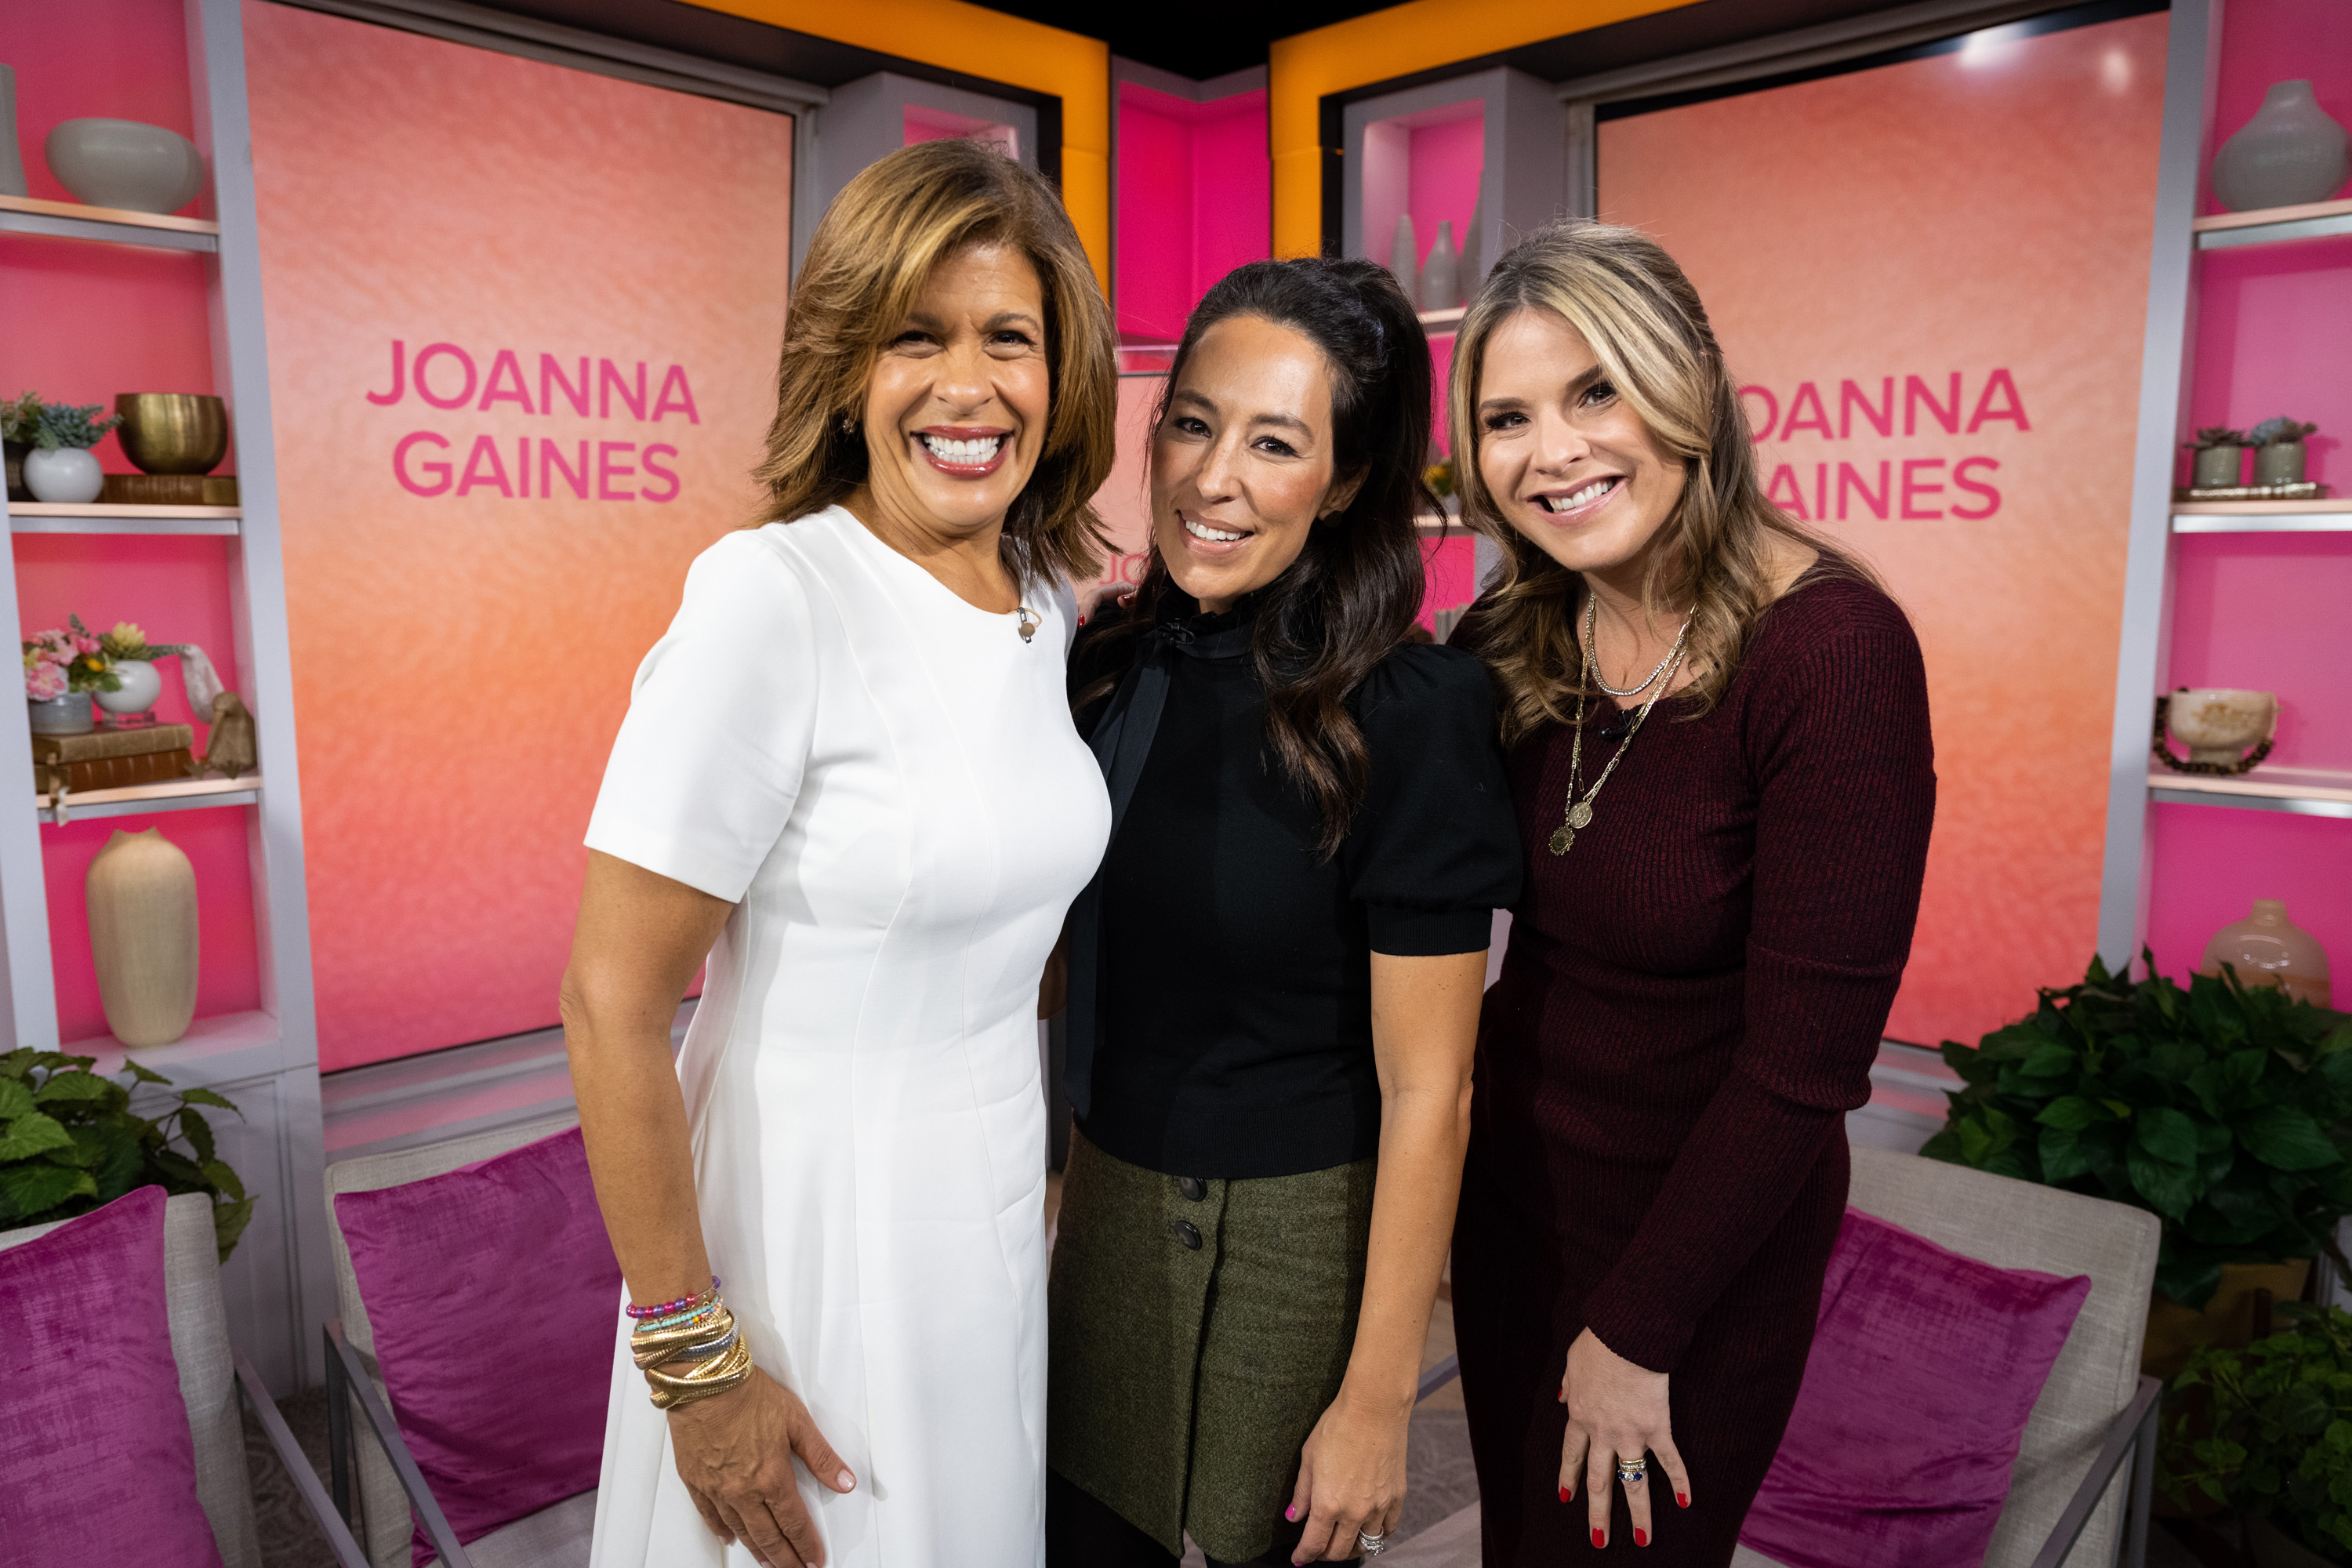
<box><xmin>1548</xmin><ymin>597</ymin><xmax>1690</xmax><ymax>856</ymax></box>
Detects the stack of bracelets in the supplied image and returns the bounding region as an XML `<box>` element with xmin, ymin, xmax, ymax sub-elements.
<box><xmin>626</xmin><ymin>1276</ymin><xmax>753</xmax><ymax>1410</ymax></box>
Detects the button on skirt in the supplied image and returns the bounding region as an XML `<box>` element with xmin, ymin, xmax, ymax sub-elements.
<box><xmin>1047</xmin><ymin>1128</ymin><xmax>1376</xmax><ymax>1562</ymax></box>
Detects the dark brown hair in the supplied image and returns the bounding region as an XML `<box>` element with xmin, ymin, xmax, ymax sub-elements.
<box><xmin>751</xmin><ymin>138</ymin><xmax>1117</xmax><ymax>586</ymax></box>
<box><xmin>1085</xmin><ymin>257</ymin><xmax>1435</xmax><ymax>855</ymax></box>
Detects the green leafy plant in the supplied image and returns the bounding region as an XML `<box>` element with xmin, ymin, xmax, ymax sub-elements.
<box><xmin>2252</xmin><ymin>417</ymin><xmax>2320</xmax><ymax>448</ymax></box>
<box><xmin>24</xmin><ymin>398</ymin><xmax>122</xmax><ymax>452</ymax></box>
<box><xmin>2186</xmin><ymin>426</ymin><xmax>2249</xmax><ymax>450</ymax></box>
<box><xmin>2161</xmin><ymin>1301</ymin><xmax>2352</xmax><ymax>1564</ymax></box>
<box><xmin>0</xmin><ymin>1047</ymin><xmax>252</xmax><ymax>1261</ymax></box>
<box><xmin>1922</xmin><ymin>954</ymin><xmax>2352</xmax><ymax>1308</ymax></box>
<box><xmin>0</xmin><ymin>390</ymin><xmax>42</xmax><ymax>446</ymax></box>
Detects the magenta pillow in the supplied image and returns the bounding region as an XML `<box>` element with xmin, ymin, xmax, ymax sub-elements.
<box><xmin>335</xmin><ymin>1127</ymin><xmax>622</xmax><ymax>1567</ymax></box>
<box><xmin>1739</xmin><ymin>1207</ymin><xmax>2092</xmax><ymax>1568</ymax></box>
<box><xmin>0</xmin><ymin>1185</ymin><xmax>223</xmax><ymax>1568</ymax></box>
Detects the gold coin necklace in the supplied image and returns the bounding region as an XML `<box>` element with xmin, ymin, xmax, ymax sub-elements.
<box><xmin>1548</xmin><ymin>597</ymin><xmax>1690</xmax><ymax>856</ymax></box>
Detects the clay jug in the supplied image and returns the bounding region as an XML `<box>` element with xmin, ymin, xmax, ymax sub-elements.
<box><xmin>86</xmin><ymin>827</ymin><xmax>198</xmax><ymax>1047</ymax></box>
<box><xmin>2200</xmin><ymin>898</ymin><xmax>2331</xmax><ymax>1007</ymax></box>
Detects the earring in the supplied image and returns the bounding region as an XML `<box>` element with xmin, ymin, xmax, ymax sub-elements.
<box><xmin>839</xmin><ymin>412</ymin><xmax>858</xmax><ymax>435</ymax></box>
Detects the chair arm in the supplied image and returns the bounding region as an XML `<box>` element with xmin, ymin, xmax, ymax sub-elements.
<box><xmin>1417</xmin><ymin>1353</ymin><xmax>1461</xmax><ymax>1405</ymax></box>
<box><xmin>233</xmin><ymin>1348</ymin><xmax>372</xmax><ymax>1568</ymax></box>
<box><xmin>2027</xmin><ymin>1374</ymin><xmax>2164</xmax><ymax>1568</ymax></box>
<box><xmin>325</xmin><ymin>1319</ymin><xmax>477</xmax><ymax>1568</ymax></box>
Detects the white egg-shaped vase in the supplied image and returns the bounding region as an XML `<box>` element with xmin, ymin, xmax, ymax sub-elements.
<box><xmin>87</xmin><ymin>827</ymin><xmax>200</xmax><ymax>1047</ymax></box>
<box><xmin>23</xmin><ymin>445</ymin><xmax>103</xmax><ymax>504</ymax></box>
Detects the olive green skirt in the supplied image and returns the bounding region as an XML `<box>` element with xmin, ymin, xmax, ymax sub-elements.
<box><xmin>1047</xmin><ymin>1128</ymin><xmax>1376</xmax><ymax>1562</ymax></box>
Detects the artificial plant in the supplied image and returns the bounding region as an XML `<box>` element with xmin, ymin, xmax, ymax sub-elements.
<box><xmin>1922</xmin><ymin>954</ymin><xmax>2352</xmax><ymax>1308</ymax></box>
<box><xmin>2161</xmin><ymin>1301</ymin><xmax>2352</xmax><ymax>1564</ymax></box>
<box><xmin>2185</xmin><ymin>426</ymin><xmax>2250</xmax><ymax>449</ymax></box>
<box><xmin>18</xmin><ymin>398</ymin><xmax>122</xmax><ymax>451</ymax></box>
<box><xmin>0</xmin><ymin>1048</ymin><xmax>252</xmax><ymax>1261</ymax></box>
<box><xmin>2252</xmin><ymin>417</ymin><xmax>2320</xmax><ymax>448</ymax></box>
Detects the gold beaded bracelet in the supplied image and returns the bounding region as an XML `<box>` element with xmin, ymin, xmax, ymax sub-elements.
<box><xmin>631</xmin><ymin>1299</ymin><xmax>756</xmax><ymax>1410</ymax></box>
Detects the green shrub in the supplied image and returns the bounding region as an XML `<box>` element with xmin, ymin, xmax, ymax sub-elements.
<box><xmin>0</xmin><ymin>1048</ymin><xmax>252</xmax><ymax>1261</ymax></box>
<box><xmin>1922</xmin><ymin>954</ymin><xmax>2352</xmax><ymax>1308</ymax></box>
<box><xmin>2161</xmin><ymin>1301</ymin><xmax>2352</xmax><ymax>1564</ymax></box>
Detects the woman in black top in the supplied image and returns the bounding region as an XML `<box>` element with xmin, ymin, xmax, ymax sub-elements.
<box><xmin>1048</xmin><ymin>259</ymin><xmax>1523</xmax><ymax>1567</ymax></box>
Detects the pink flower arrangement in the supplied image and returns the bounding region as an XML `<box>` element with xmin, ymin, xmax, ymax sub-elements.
<box><xmin>23</xmin><ymin>616</ymin><xmax>118</xmax><ymax>702</ymax></box>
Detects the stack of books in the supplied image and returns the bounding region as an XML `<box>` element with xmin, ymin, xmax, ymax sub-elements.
<box><xmin>33</xmin><ymin>724</ymin><xmax>196</xmax><ymax>800</ymax></box>
<box><xmin>97</xmin><ymin>474</ymin><xmax>240</xmax><ymax>506</ymax></box>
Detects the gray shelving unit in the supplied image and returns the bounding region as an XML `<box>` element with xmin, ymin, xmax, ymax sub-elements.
<box><xmin>0</xmin><ymin>0</ymin><xmax>328</xmax><ymax>1395</ymax></box>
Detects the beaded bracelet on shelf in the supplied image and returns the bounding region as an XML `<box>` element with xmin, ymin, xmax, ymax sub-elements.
<box><xmin>626</xmin><ymin>1276</ymin><xmax>720</xmax><ymax>1320</ymax></box>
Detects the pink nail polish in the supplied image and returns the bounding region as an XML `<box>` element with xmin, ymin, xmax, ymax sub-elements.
<box><xmin>1592</xmin><ymin>1529</ymin><xmax>1606</xmax><ymax>1548</ymax></box>
<box><xmin>1285</xmin><ymin>1504</ymin><xmax>1298</xmax><ymax>1521</ymax></box>
<box><xmin>1635</xmin><ymin>1528</ymin><xmax>1649</xmax><ymax>1547</ymax></box>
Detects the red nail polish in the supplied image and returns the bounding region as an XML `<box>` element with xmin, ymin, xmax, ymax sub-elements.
<box><xmin>1635</xmin><ymin>1529</ymin><xmax>1649</xmax><ymax>1547</ymax></box>
<box><xmin>1592</xmin><ymin>1529</ymin><xmax>1606</xmax><ymax>1548</ymax></box>
<box><xmin>1677</xmin><ymin>1493</ymin><xmax>1689</xmax><ymax>1508</ymax></box>
<box><xmin>1559</xmin><ymin>1486</ymin><xmax>1571</xmax><ymax>1503</ymax></box>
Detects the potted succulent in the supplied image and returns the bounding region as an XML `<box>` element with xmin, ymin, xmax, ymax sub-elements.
<box><xmin>16</xmin><ymin>397</ymin><xmax>122</xmax><ymax>504</ymax></box>
<box><xmin>2252</xmin><ymin>418</ymin><xmax>2321</xmax><ymax>488</ymax></box>
<box><xmin>1</xmin><ymin>389</ymin><xmax>41</xmax><ymax>502</ymax></box>
<box><xmin>0</xmin><ymin>1047</ymin><xmax>251</xmax><ymax>1261</ymax></box>
<box><xmin>2186</xmin><ymin>426</ymin><xmax>2251</xmax><ymax>490</ymax></box>
<box><xmin>24</xmin><ymin>613</ymin><xmax>123</xmax><ymax>735</ymax></box>
<box><xmin>2161</xmin><ymin>1301</ymin><xmax>2352</xmax><ymax>1567</ymax></box>
<box><xmin>1922</xmin><ymin>955</ymin><xmax>2352</xmax><ymax>1348</ymax></box>
<box><xmin>94</xmin><ymin>620</ymin><xmax>165</xmax><ymax>724</ymax></box>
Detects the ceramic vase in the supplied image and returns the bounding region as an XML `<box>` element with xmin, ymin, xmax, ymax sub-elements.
<box><xmin>2252</xmin><ymin>441</ymin><xmax>2307</xmax><ymax>487</ymax></box>
<box><xmin>28</xmin><ymin>692</ymin><xmax>93</xmax><ymax>735</ymax></box>
<box><xmin>1422</xmin><ymin>220</ymin><xmax>1461</xmax><ymax>312</ymax></box>
<box><xmin>1459</xmin><ymin>176</ymin><xmax>1486</xmax><ymax>303</ymax></box>
<box><xmin>2190</xmin><ymin>444</ymin><xmax>2245</xmax><ymax>488</ymax></box>
<box><xmin>2210</xmin><ymin>81</ymin><xmax>2350</xmax><ymax>212</ymax></box>
<box><xmin>87</xmin><ymin>827</ymin><xmax>198</xmax><ymax>1048</ymax></box>
<box><xmin>44</xmin><ymin>118</ymin><xmax>205</xmax><ymax>215</ymax></box>
<box><xmin>22</xmin><ymin>445</ymin><xmax>103</xmax><ymax>503</ymax></box>
<box><xmin>96</xmin><ymin>659</ymin><xmax>162</xmax><ymax>718</ymax></box>
<box><xmin>1387</xmin><ymin>212</ymin><xmax>1419</xmax><ymax>307</ymax></box>
<box><xmin>0</xmin><ymin>64</ymin><xmax>27</xmax><ymax>198</ymax></box>
<box><xmin>2200</xmin><ymin>898</ymin><xmax>2331</xmax><ymax>1007</ymax></box>
<box><xmin>2167</xmin><ymin>688</ymin><xmax>2275</xmax><ymax>765</ymax></box>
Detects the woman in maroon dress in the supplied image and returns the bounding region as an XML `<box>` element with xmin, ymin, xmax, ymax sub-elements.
<box><xmin>1446</xmin><ymin>223</ymin><xmax>1936</xmax><ymax>1565</ymax></box>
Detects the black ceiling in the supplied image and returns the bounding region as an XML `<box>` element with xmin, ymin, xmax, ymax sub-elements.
<box><xmin>959</xmin><ymin>1</ymin><xmax>1407</xmax><ymax>82</ymax></box>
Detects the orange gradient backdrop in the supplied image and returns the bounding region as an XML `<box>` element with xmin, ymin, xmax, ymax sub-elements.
<box><xmin>1597</xmin><ymin>13</ymin><xmax>2168</xmax><ymax>1046</ymax></box>
<box><xmin>245</xmin><ymin>2</ymin><xmax>793</xmax><ymax>1069</ymax></box>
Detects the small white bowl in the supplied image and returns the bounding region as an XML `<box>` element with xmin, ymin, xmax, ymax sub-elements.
<box><xmin>45</xmin><ymin>118</ymin><xmax>205</xmax><ymax>215</ymax></box>
<box><xmin>2168</xmin><ymin>688</ymin><xmax>2275</xmax><ymax>764</ymax></box>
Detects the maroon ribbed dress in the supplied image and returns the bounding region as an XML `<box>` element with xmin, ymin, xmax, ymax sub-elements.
<box><xmin>1453</xmin><ymin>575</ymin><xmax>1936</xmax><ymax>1566</ymax></box>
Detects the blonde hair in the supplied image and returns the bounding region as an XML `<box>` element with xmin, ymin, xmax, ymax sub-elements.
<box><xmin>753</xmin><ymin>138</ymin><xmax>1117</xmax><ymax>586</ymax></box>
<box><xmin>1449</xmin><ymin>222</ymin><xmax>1864</xmax><ymax>745</ymax></box>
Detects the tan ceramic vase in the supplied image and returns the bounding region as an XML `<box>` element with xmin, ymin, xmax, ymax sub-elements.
<box><xmin>2200</xmin><ymin>898</ymin><xmax>2332</xmax><ymax>1007</ymax></box>
<box><xmin>85</xmin><ymin>827</ymin><xmax>198</xmax><ymax>1047</ymax></box>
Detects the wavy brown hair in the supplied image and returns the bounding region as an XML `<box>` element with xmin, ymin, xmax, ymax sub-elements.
<box><xmin>1448</xmin><ymin>222</ymin><xmax>1867</xmax><ymax>746</ymax></box>
<box><xmin>1080</xmin><ymin>258</ymin><xmax>1434</xmax><ymax>856</ymax></box>
<box><xmin>752</xmin><ymin>138</ymin><xmax>1117</xmax><ymax>586</ymax></box>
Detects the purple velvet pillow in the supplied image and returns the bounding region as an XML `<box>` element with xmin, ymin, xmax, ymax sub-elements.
<box><xmin>335</xmin><ymin>1127</ymin><xmax>621</xmax><ymax>1568</ymax></box>
<box><xmin>1739</xmin><ymin>1207</ymin><xmax>2092</xmax><ymax>1568</ymax></box>
<box><xmin>0</xmin><ymin>1185</ymin><xmax>223</xmax><ymax>1568</ymax></box>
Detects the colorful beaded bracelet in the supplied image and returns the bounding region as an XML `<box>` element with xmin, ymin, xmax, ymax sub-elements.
<box><xmin>626</xmin><ymin>1276</ymin><xmax>720</xmax><ymax>1320</ymax></box>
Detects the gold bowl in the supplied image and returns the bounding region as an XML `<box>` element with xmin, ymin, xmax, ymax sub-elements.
<box><xmin>114</xmin><ymin>393</ymin><xmax>227</xmax><ymax>475</ymax></box>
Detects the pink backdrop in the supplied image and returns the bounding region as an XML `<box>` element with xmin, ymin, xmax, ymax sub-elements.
<box><xmin>244</xmin><ymin>2</ymin><xmax>794</xmax><ymax>1070</ymax></box>
<box><xmin>1598</xmin><ymin>13</ymin><xmax>2170</xmax><ymax>1047</ymax></box>
<box><xmin>1115</xmin><ymin>83</ymin><xmax>1270</xmax><ymax>343</ymax></box>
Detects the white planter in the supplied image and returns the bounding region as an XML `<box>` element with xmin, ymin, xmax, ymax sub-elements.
<box><xmin>96</xmin><ymin>659</ymin><xmax>163</xmax><ymax>716</ymax></box>
<box><xmin>22</xmin><ymin>445</ymin><xmax>103</xmax><ymax>504</ymax></box>
<box><xmin>43</xmin><ymin>118</ymin><xmax>205</xmax><ymax>215</ymax></box>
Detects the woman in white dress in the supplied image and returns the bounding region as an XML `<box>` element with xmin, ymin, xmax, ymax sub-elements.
<box><xmin>563</xmin><ymin>137</ymin><xmax>1118</xmax><ymax>1568</ymax></box>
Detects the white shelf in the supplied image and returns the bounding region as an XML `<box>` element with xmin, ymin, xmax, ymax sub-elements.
<box><xmin>0</xmin><ymin>192</ymin><xmax>220</xmax><ymax>253</ymax></box>
<box><xmin>35</xmin><ymin>773</ymin><xmax>260</xmax><ymax>825</ymax></box>
<box><xmin>2171</xmin><ymin>499</ymin><xmax>2352</xmax><ymax>533</ymax></box>
<box><xmin>2193</xmin><ymin>195</ymin><xmax>2352</xmax><ymax>251</ymax></box>
<box><xmin>10</xmin><ymin>503</ymin><xmax>241</xmax><ymax>536</ymax></box>
<box><xmin>67</xmin><ymin>1007</ymin><xmax>287</xmax><ymax>1090</ymax></box>
<box><xmin>1417</xmin><ymin>305</ymin><xmax>1466</xmax><ymax>328</ymax></box>
<box><xmin>2147</xmin><ymin>771</ymin><xmax>2352</xmax><ymax>820</ymax></box>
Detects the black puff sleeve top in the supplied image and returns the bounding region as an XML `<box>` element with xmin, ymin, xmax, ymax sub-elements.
<box><xmin>1069</xmin><ymin>592</ymin><xmax>1523</xmax><ymax>1180</ymax></box>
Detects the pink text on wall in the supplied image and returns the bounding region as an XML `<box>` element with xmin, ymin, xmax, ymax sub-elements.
<box><xmin>368</xmin><ymin>339</ymin><xmax>700</xmax><ymax>503</ymax></box>
<box><xmin>1738</xmin><ymin>368</ymin><xmax>2027</xmax><ymax>522</ymax></box>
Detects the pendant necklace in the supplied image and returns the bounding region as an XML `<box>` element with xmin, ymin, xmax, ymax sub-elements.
<box><xmin>1016</xmin><ymin>606</ymin><xmax>1040</xmax><ymax>643</ymax></box>
<box><xmin>1549</xmin><ymin>597</ymin><xmax>1689</xmax><ymax>856</ymax></box>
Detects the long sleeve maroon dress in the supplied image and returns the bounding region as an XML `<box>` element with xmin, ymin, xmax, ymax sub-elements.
<box><xmin>1454</xmin><ymin>574</ymin><xmax>1936</xmax><ymax>1566</ymax></box>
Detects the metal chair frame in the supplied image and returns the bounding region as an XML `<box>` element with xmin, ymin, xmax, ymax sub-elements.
<box><xmin>323</xmin><ymin>1316</ymin><xmax>479</xmax><ymax>1568</ymax></box>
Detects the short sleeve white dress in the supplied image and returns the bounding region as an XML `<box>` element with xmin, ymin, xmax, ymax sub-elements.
<box><xmin>583</xmin><ymin>506</ymin><xmax>1111</xmax><ymax>1568</ymax></box>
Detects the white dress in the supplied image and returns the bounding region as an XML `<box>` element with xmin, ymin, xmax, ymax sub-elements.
<box><xmin>583</xmin><ymin>506</ymin><xmax>1110</xmax><ymax>1568</ymax></box>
